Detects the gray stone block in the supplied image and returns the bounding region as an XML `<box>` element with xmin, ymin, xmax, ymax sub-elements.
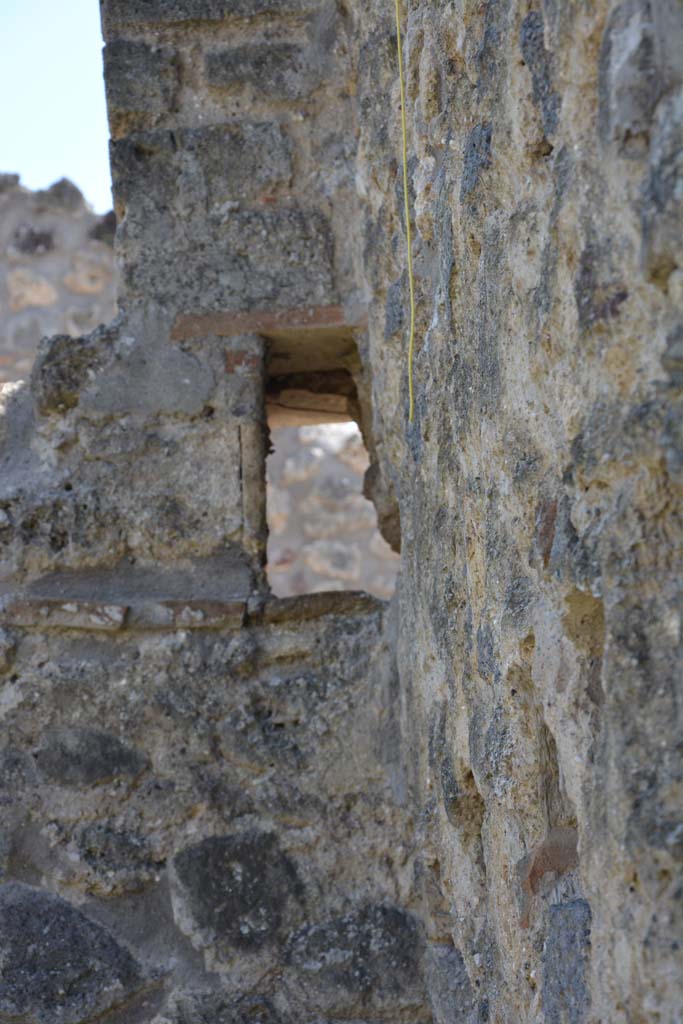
<box><xmin>78</xmin><ymin>342</ymin><xmax>216</xmax><ymax>418</ymax></box>
<box><xmin>0</xmin><ymin>882</ymin><xmax>145</xmax><ymax>1024</ymax></box>
<box><xmin>110</xmin><ymin>123</ymin><xmax>328</xmax><ymax>312</ymax></box>
<box><xmin>173</xmin><ymin>992</ymin><xmax>291</xmax><ymax>1023</ymax></box>
<box><xmin>35</xmin><ymin>726</ymin><xmax>148</xmax><ymax>787</ymax></box>
<box><xmin>31</xmin><ymin>327</ymin><xmax>115</xmax><ymax>414</ymax></box>
<box><xmin>286</xmin><ymin>904</ymin><xmax>421</xmax><ymax>999</ymax></box>
<box><xmin>206</xmin><ymin>43</ymin><xmax>322</xmax><ymax>99</ymax></box>
<box><xmin>184</xmin><ymin>122</ymin><xmax>293</xmax><ymax>202</ymax></box>
<box><xmin>119</xmin><ymin>206</ymin><xmax>335</xmax><ymax>313</ymax></box>
<box><xmin>460</xmin><ymin>124</ymin><xmax>492</xmax><ymax>202</ymax></box>
<box><xmin>520</xmin><ymin>10</ymin><xmax>560</xmax><ymax>137</ymax></box>
<box><xmin>542</xmin><ymin>899</ymin><xmax>592</xmax><ymax>1024</ymax></box>
<box><xmin>424</xmin><ymin>943</ymin><xmax>478</xmax><ymax>1024</ymax></box>
<box><xmin>104</xmin><ymin>0</ymin><xmax>317</xmax><ymax>29</ymax></box>
<box><xmin>173</xmin><ymin>831</ymin><xmax>304</xmax><ymax>950</ymax></box>
<box><xmin>104</xmin><ymin>39</ymin><xmax>179</xmax><ymax>120</ymax></box>
<box><xmin>111</xmin><ymin>122</ymin><xmax>292</xmax><ymax>213</ymax></box>
<box><xmin>598</xmin><ymin>0</ymin><xmax>660</xmax><ymax>150</ymax></box>
<box><xmin>642</xmin><ymin>86</ymin><xmax>683</xmax><ymax>286</ymax></box>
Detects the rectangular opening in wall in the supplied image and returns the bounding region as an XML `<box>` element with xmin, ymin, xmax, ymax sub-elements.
<box><xmin>265</xmin><ymin>335</ymin><xmax>399</xmax><ymax>600</ymax></box>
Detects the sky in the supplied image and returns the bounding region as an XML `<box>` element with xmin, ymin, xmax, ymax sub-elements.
<box><xmin>0</xmin><ymin>0</ymin><xmax>112</xmax><ymax>213</ymax></box>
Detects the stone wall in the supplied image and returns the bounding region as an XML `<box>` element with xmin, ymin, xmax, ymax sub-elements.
<box><xmin>0</xmin><ymin>1</ymin><xmax>681</xmax><ymax>1022</ymax></box>
<box><xmin>0</xmin><ymin>3</ymin><xmax>418</xmax><ymax>1018</ymax></box>
<box><xmin>0</xmin><ymin>178</ymin><xmax>393</xmax><ymax>598</ymax></box>
<box><xmin>0</xmin><ymin>593</ymin><xmax>423</xmax><ymax>1023</ymax></box>
<box><xmin>0</xmin><ymin>175</ymin><xmax>117</xmax><ymax>382</ymax></box>
<box><xmin>351</xmin><ymin>1</ymin><xmax>683</xmax><ymax>1020</ymax></box>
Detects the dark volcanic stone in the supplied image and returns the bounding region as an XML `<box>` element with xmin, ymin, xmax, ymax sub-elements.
<box><xmin>36</xmin><ymin>179</ymin><xmax>85</xmax><ymax>211</ymax></box>
<box><xmin>460</xmin><ymin>124</ymin><xmax>492</xmax><ymax>201</ymax></box>
<box><xmin>662</xmin><ymin>325</ymin><xmax>683</xmax><ymax>387</ymax></box>
<box><xmin>35</xmin><ymin>726</ymin><xmax>148</xmax><ymax>787</ymax></box>
<box><xmin>32</xmin><ymin>334</ymin><xmax>101</xmax><ymax>413</ymax></box>
<box><xmin>173</xmin><ymin>831</ymin><xmax>304</xmax><ymax>949</ymax></box>
<box><xmin>542</xmin><ymin>898</ymin><xmax>592</xmax><ymax>1024</ymax></box>
<box><xmin>31</xmin><ymin>323</ymin><xmax>117</xmax><ymax>415</ymax></box>
<box><xmin>206</xmin><ymin>43</ymin><xmax>320</xmax><ymax>99</ymax></box>
<box><xmin>78</xmin><ymin>823</ymin><xmax>159</xmax><ymax>879</ymax></box>
<box><xmin>0</xmin><ymin>628</ymin><xmax>17</xmax><ymax>674</ymax></box>
<box><xmin>174</xmin><ymin>992</ymin><xmax>290</xmax><ymax>1024</ymax></box>
<box><xmin>0</xmin><ymin>747</ymin><xmax>37</xmax><ymax>798</ymax></box>
<box><xmin>104</xmin><ymin>39</ymin><xmax>179</xmax><ymax>117</ymax></box>
<box><xmin>574</xmin><ymin>242</ymin><xmax>628</xmax><ymax>331</ymax></box>
<box><xmin>520</xmin><ymin>10</ymin><xmax>561</xmax><ymax>136</ymax></box>
<box><xmin>111</xmin><ymin>121</ymin><xmax>291</xmax><ymax>211</ymax></box>
<box><xmin>0</xmin><ymin>882</ymin><xmax>145</xmax><ymax>1024</ymax></box>
<box><xmin>286</xmin><ymin>903</ymin><xmax>421</xmax><ymax>996</ymax></box>
<box><xmin>105</xmin><ymin>0</ymin><xmax>316</xmax><ymax>25</ymax></box>
<box><xmin>384</xmin><ymin>277</ymin><xmax>405</xmax><ymax>338</ymax></box>
<box><xmin>598</xmin><ymin>0</ymin><xmax>660</xmax><ymax>149</ymax></box>
<box><xmin>31</xmin><ymin>325</ymin><xmax>112</xmax><ymax>413</ymax></box>
<box><xmin>424</xmin><ymin>943</ymin><xmax>478</xmax><ymax>1024</ymax></box>
<box><xmin>89</xmin><ymin>210</ymin><xmax>117</xmax><ymax>246</ymax></box>
<box><xmin>12</xmin><ymin>223</ymin><xmax>55</xmax><ymax>256</ymax></box>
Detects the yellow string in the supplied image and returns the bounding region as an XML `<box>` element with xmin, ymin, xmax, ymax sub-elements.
<box><xmin>394</xmin><ymin>0</ymin><xmax>415</xmax><ymax>423</ymax></box>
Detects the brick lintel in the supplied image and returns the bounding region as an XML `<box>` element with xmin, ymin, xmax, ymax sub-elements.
<box><xmin>171</xmin><ymin>305</ymin><xmax>364</xmax><ymax>342</ymax></box>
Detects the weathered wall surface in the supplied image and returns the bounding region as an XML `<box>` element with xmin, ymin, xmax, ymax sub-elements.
<box><xmin>0</xmin><ymin>2</ymin><xmax>422</xmax><ymax>1020</ymax></box>
<box><xmin>0</xmin><ymin>179</ymin><xmax>392</xmax><ymax>597</ymax></box>
<box><xmin>0</xmin><ymin>0</ymin><xmax>681</xmax><ymax>1022</ymax></box>
<box><xmin>351</xmin><ymin>0</ymin><xmax>683</xmax><ymax>1020</ymax></box>
<box><xmin>0</xmin><ymin>175</ymin><xmax>117</xmax><ymax>382</ymax></box>
<box><xmin>0</xmin><ymin>594</ymin><xmax>426</xmax><ymax>1023</ymax></box>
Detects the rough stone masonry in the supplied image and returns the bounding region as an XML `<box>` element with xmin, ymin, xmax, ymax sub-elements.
<box><xmin>0</xmin><ymin>175</ymin><xmax>117</xmax><ymax>383</ymax></box>
<box><xmin>0</xmin><ymin>179</ymin><xmax>397</xmax><ymax>599</ymax></box>
<box><xmin>0</xmin><ymin>0</ymin><xmax>681</xmax><ymax>1021</ymax></box>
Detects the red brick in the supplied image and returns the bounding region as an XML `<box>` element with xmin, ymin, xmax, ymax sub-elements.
<box><xmin>171</xmin><ymin>305</ymin><xmax>356</xmax><ymax>342</ymax></box>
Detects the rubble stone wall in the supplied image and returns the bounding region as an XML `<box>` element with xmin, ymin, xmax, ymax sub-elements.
<box><xmin>351</xmin><ymin>2</ymin><xmax>683</xmax><ymax>1019</ymax></box>
<box><xmin>0</xmin><ymin>1</ymin><xmax>681</xmax><ymax>1022</ymax></box>
<box><xmin>0</xmin><ymin>175</ymin><xmax>117</xmax><ymax>382</ymax></box>
<box><xmin>0</xmin><ymin>180</ymin><xmax>393</xmax><ymax>599</ymax></box>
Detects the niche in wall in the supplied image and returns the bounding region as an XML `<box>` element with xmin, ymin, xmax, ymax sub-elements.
<box><xmin>264</xmin><ymin>328</ymin><xmax>399</xmax><ymax>599</ymax></box>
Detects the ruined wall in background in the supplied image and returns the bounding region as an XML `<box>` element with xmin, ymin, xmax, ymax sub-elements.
<box><xmin>0</xmin><ymin>1</ymin><xmax>681</xmax><ymax>1022</ymax></box>
<box><xmin>0</xmin><ymin>175</ymin><xmax>117</xmax><ymax>382</ymax></box>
